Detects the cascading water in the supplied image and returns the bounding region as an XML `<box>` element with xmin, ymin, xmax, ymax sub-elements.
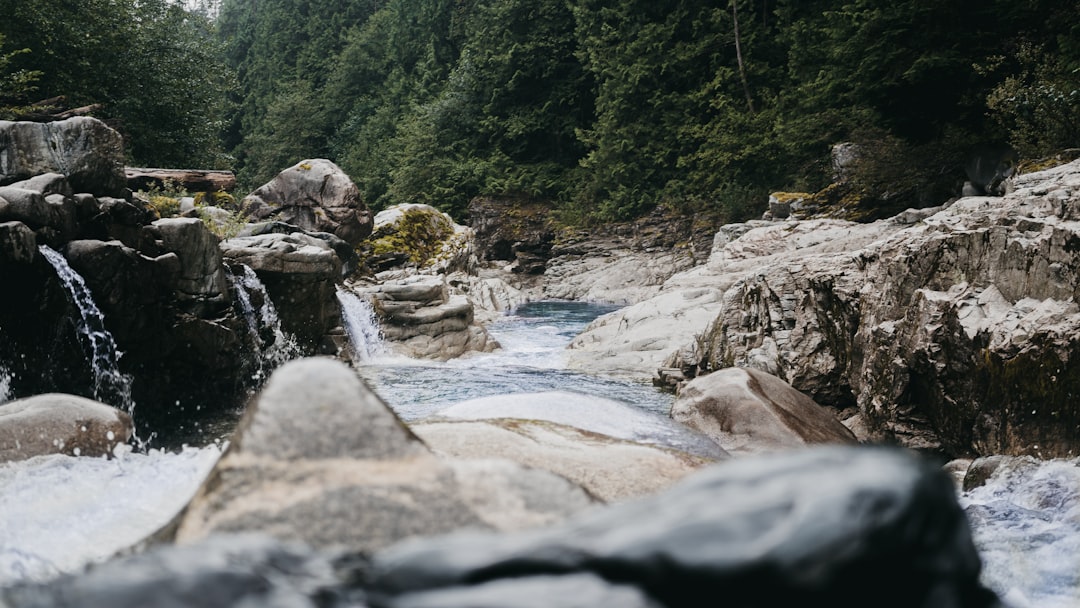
<box><xmin>336</xmin><ymin>288</ymin><xmax>386</xmax><ymax>361</ymax></box>
<box><xmin>38</xmin><ymin>245</ymin><xmax>133</xmax><ymax>411</ymax></box>
<box><xmin>229</xmin><ymin>264</ymin><xmax>300</xmax><ymax>378</ymax></box>
<box><xmin>0</xmin><ymin>365</ymin><xmax>11</xmax><ymax>404</ymax></box>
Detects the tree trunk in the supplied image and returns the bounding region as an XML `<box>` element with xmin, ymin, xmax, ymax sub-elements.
<box><xmin>731</xmin><ymin>0</ymin><xmax>756</xmax><ymax>114</ymax></box>
<box><xmin>125</xmin><ymin>167</ymin><xmax>237</xmax><ymax>193</ymax></box>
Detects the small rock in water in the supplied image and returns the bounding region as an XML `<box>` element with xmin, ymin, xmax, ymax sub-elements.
<box><xmin>0</xmin><ymin>394</ymin><xmax>132</xmax><ymax>462</ymax></box>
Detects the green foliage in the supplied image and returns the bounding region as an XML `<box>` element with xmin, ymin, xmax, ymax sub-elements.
<box><xmin>0</xmin><ymin>0</ymin><xmax>234</xmax><ymax>168</ymax></box>
<box><xmin>214</xmin><ymin>0</ymin><xmax>1080</xmax><ymax>225</ymax></box>
<box><xmin>986</xmin><ymin>43</ymin><xmax>1080</xmax><ymax>158</ymax></box>
<box><xmin>137</xmin><ymin>179</ymin><xmax>189</xmax><ymax>219</ymax></box>
<box><xmin>0</xmin><ymin>35</ymin><xmax>43</xmax><ymax>119</ymax></box>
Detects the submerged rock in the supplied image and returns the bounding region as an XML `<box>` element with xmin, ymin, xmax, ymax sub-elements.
<box><xmin>669</xmin><ymin>367</ymin><xmax>858</xmax><ymax>455</ymax></box>
<box><xmin>0</xmin><ymin>393</ymin><xmax>132</xmax><ymax>462</ymax></box>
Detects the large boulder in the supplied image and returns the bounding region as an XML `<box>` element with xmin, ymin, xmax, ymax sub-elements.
<box><xmin>241</xmin><ymin>159</ymin><xmax>372</xmax><ymax>246</ymax></box>
<box><xmin>669</xmin><ymin>367</ymin><xmax>858</xmax><ymax>455</ymax></box>
<box><xmin>149</xmin><ymin>218</ymin><xmax>230</xmax><ymax>316</ymax></box>
<box><xmin>4</xmin><ymin>447</ymin><xmax>1001</xmax><ymax>608</ymax></box>
<box><xmin>172</xmin><ymin>358</ymin><xmax>596</xmax><ymax>553</ymax></box>
<box><xmin>0</xmin><ymin>184</ymin><xmax>78</xmax><ymax>242</ymax></box>
<box><xmin>0</xmin><ymin>393</ymin><xmax>132</xmax><ymax>462</ymax></box>
<box><xmin>0</xmin><ymin>117</ymin><xmax>126</xmax><ymax>196</ymax></box>
<box><xmin>362</xmin><ymin>203</ymin><xmax>475</xmax><ymax>275</ymax></box>
<box><xmin>367</xmin><ymin>446</ymin><xmax>997</xmax><ymax>608</ymax></box>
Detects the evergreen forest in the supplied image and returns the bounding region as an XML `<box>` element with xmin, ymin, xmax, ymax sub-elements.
<box><xmin>2</xmin><ymin>0</ymin><xmax>1078</xmax><ymax>224</ymax></box>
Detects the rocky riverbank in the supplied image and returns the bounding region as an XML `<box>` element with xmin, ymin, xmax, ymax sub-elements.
<box><xmin>4</xmin><ymin>115</ymin><xmax>1079</xmax><ymax>605</ymax></box>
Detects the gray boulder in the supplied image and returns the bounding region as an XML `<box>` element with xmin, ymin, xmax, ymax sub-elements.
<box><xmin>0</xmin><ymin>117</ymin><xmax>126</xmax><ymax>196</ymax></box>
<box><xmin>0</xmin><ymin>186</ymin><xmax>78</xmax><ymax>241</ymax></box>
<box><xmin>670</xmin><ymin>367</ymin><xmax>858</xmax><ymax>455</ymax></box>
<box><xmin>173</xmin><ymin>358</ymin><xmax>596</xmax><ymax>553</ymax></box>
<box><xmin>242</xmin><ymin>159</ymin><xmax>372</xmax><ymax>246</ymax></box>
<box><xmin>3</xmin><ymin>447</ymin><xmax>1001</xmax><ymax>608</ymax></box>
<box><xmin>0</xmin><ymin>393</ymin><xmax>132</xmax><ymax>462</ymax></box>
<box><xmin>150</xmin><ymin>218</ymin><xmax>230</xmax><ymax>315</ymax></box>
<box><xmin>368</xmin><ymin>446</ymin><xmax>998</xmax><ymax>608</ymax></box>
<box><xmin>0</xmin><ymin>221</ymin><xmax>37</xmax><ymax>265</ymax></box>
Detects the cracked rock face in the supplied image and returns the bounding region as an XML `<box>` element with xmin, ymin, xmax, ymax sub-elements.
<box><xmin>685</xmin><ymin>160</ymin><xmax>1080</xmax><ymax>458</ymax></box>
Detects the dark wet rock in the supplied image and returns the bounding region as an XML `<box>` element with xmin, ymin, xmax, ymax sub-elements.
<box><xmin>220</xmin><ymin>232</ymin><xmax>342</xmax><ymax>353</ymax></box>
<box><xmin>468</xmin><ymin>196</ymin><xmax>554</xmax><ymax>274</ymax></box>
<box><xmin>368</xmin><ymin>446</ymin><xmax>998</xmax><ymax>608</ymax></box>
<box><xmin>0</xmin><ymin>393</ymin><xmax>132</xmax><ymax>462</ymax></box>
<box><xmin>0</xmin><ymin>534</ymin><xmax>350</xmax><ymax>608</ymax></box>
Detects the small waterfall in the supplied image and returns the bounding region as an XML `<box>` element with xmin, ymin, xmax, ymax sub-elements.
<box><xmin>38</xmin><ymin>245</ymin><xmax>134</xmax><ymax>411</ymax></box>
<box><xmin>336</xmin><ymin>288</ymin><xmax>386</xmax><ymax>361</ymax></box>
<box><xmin>0</xmin><ymin>365</ymin><xmax>11</xmax><ymax>404</ymax></box>
<box><xmin>230</xmin><ymin>264</ymin><xmax>300</xmax><ymax>377</ymax></box>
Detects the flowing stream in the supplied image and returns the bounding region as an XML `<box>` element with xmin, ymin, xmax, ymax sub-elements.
<box><xmin>0</xmin><ymin>298</ymin><xmax>1078</xmax><ymax>604</ymax></box>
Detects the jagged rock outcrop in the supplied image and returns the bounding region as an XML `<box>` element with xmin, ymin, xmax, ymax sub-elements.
<box><xmin>0</xmin><ymin>117</ymin><xmax>126</xmax><ymax>196</ymax></box>
<box><xmin>669</xmin><ymin>367</ymin><xmax>858</xmax><ymax>455</ymax></box>
<box><xmin>0</xmin><ymin>119</ymin><xmax>314</xmax><ymax>445</ymax></box>
<box><xmin>667</xmin><ymin>159</ymin><xmax>1080</xmax><ymax>458</ymax></box>
<box><xmin>415</xmin><ymin>391</ymin><xmax>726</xmax><ymax>501</ymax></box>
<box><xmin>566</xmin><ymin>218</ymin><xmax>901</xmax><ymax>378</ymax></box>
<box><xmin>468</xmin><ymin>196</ymin><xmax>555</xmax><ymax>274</ymax></box>
<box><xmin>172</xmin><ymin>358</ymin><xmax>596</xmax><ymax>552</ymax></box>
<box><xmin>241</xmin><ymin>159</ymin><xmax>373</xmax><ymax>246</ymax></box>
<box><xmin>350</xmin><ymin>276</ymin><xmax>497</xmax><ymax>360</ymax></box>
<box><xmin>5</xmin><ymin>447</ymin><xmax>1000</xmax><ymax>608</ymax></box>
<box><xmin>0</xmin><ymin>393</ymin><xmax>132</xmax><ymax>462</ymax></box>
<box><xmin>541</xmin><ymin>206</ymin><xmax>720</xmax><ymax>304</ymax></box>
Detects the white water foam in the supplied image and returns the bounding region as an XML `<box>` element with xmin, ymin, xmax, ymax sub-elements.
<box><xmin>960</xmin><ymin>457</ymin><xmax>1080</xmax><ymax>607</ymax></box>
<box><xmin>0</xmin><ymin>444</ymin><xmax>222</xmax><ymax>586</ymax></box>
<box><xmin>0</xmin><ymin>365</ymin><xmax>11</xmax><ymax>404</ymax></box>
<box><xmin>230</xmin><ymin>264</ymin><xmax>300</xmax><ymax>377</ymax></box>
<box><xmin>337</xmin><ymin>288</ymin><xmax>387</xmax><ymax>361</ymax></box>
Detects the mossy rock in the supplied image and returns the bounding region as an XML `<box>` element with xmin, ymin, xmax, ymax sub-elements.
<box><xmin>362</xmin><ymin>204</ymin><xmax>458</xmax><ymax>270</ymax></box>
<box><xmin>194</xmin><ymin>191</ymin><xmax>239</xmax><ymax>211</ymax></box>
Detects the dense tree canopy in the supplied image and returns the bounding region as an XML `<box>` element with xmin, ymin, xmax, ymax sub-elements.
<box><xmin>3</xmin><ymin>0</ymin><xmax>1077</xmax><ymax>222</ymax></box>
<box><xmin>0</xmin><ymin>0</ymin><xmax>233</xmax><ymax>168</ymax></box>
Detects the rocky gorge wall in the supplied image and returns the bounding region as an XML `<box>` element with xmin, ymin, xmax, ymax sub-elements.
<box><xmin>562</xmin><ymin>160</ymin><xmax>1080</xmax><ymax>460</ymax></box>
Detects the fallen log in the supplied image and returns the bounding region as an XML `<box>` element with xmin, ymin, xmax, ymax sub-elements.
<box><xmin>126</xmin><ymin>167</ymin><xmax>237</xmax><ymax>193</ymax></box>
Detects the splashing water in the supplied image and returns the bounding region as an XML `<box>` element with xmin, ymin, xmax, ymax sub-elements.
<box><xmin>961</xmin><ymin>457</ymin><xmax>1080</xmax><ymax>608</ymax></box>
<box><xmin>229</xmin><ymin>264</ymin><xmax>300</xmax><ymax>377</ymax></box>
<box><xmin>38</xmin><ymin>245</ymin><xmax>134</xmax><ymax>411</ymax></box>
<box><xmin>0</xmin><ymin>365</ymin><xmax>11</xmax><ymax>404</ymax></box>
<box><xmin>336</xmin><ymin>288</ymin><xmax>387</xmax><ymax>361</ymax></box>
